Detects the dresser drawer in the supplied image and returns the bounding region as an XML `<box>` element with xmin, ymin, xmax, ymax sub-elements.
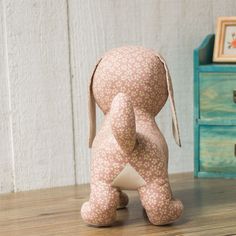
<box><xmin>200</xmin><ymin>73</ymin><xmax>236</xmax><ymax>120</ymax></box>
<box><xmin>200</xmin><ymin>126</ymin><xmax>236</xmax><ymax>173</ymax></box>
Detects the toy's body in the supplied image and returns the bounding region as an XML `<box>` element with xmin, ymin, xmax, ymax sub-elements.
<box><xmin>81</xmin><ymin>46</ymin><xmax>183</xmax><ymax>226</ymax></box>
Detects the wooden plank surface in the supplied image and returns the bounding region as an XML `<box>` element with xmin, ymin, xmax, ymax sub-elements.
<box><xmin>0</xmin><ymin>0</ymin><xmax>14</xmax><ymax>193</ymax></box>
<box><xmin>4</xmin><ymin>0</ymin><xmax>75</xmax><ymax>191</ymax></box>
<box><xmin>1</xmin><ymin>0</ymin><xmax>236</xmax><ymax>193</ymax></box>
<box><xmin>68</xmin><ymin>0</ymin><xmax>163</xmax><ymax>184</ymax></box>
<box><xmin>68</xmin><ymin>0</ymin><xmax>144</xmax><ymax>183</ymax></box>
<box><xmin>1</xmin><ymin>173</ymin><xmax>236</xmax><ymax>236</ymax></box>
<box><xmin>68</xmin><ymin>0</ymin><xmax>206</xmax><ymax>184</ymax></box>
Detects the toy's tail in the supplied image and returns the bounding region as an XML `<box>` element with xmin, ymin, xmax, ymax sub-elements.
<box><xmin>110</xmin><ymin>93</ymin><xmax>136</xmax><ymax>153</ymax></box>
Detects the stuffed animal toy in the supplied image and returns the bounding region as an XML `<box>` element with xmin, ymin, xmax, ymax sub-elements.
<box><xmin>81</xmin><ymin>46</ymin><xmax>183</xmax><ymax>226</ymax></box>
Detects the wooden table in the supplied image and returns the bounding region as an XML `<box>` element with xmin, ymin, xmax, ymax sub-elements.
<box><xmin>0</xmin><ymin>173</ymin><xmax>236</xmax><ymax>236</ymax></box>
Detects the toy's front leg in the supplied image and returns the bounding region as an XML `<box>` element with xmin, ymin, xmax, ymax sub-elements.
<box><xmin>81</xmin><ymin>182</ymin><xmax>119</xmax><ymax>226</ymax></box>
<box><xmin>139</xmin><ymin>179</ymin><xmax>183</xmax><ymax>225</ymax></box>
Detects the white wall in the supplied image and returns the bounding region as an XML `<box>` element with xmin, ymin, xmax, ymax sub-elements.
<box><xmin>0</xmin><ymin>0</ymin><xmax>235</xmax><ymax>193</ymax></box>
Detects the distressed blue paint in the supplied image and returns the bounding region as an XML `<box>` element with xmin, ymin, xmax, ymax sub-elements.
<box><xmin>197</xmin><ymin>172</ymin><xmax>236</xmax><ymax>179</ymax></box>
<box><xmin>194</xmin><ymin>35</ymin><xmax>236</xmax><ymax>178</ymax></box>
<box><xmin>197</xmin><ymin>119</ymin><xmax>236</xmax><ymax>126</ymax></box>
<box><xmin>200</xmin><ymin>126</ymin><xmax>236</xmax><ymax>173</ymax></box>
<box><xmin>200</xmin><ymin>73</ymin><xmax>236</xmax><ymax>120</ymax></box>
<box><xmin>199</xmin><ymin>64</ymin><xmax>236</xmax><ymax>72</ymax></box>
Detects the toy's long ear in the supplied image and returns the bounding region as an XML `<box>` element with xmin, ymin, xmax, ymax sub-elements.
<box><xmin>157</xmin><ymin>54</ymin><xmax>181</xmax><ymax>147</ymax></box>
<box><xmin>88</xmin><ymin>59</ymin><xmax>102</xmax><ymax>148</ymax></box>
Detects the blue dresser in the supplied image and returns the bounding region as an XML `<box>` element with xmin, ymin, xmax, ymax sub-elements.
<box><xmin>194</xmin><ymin>34</ymin><xmax>236</xmax><ymax>178</ymax></box>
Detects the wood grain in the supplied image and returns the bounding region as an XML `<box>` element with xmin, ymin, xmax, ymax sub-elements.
<box><xmin>4</xmin><ymin>0</ymin><xmax>75</xmax><ymax>191</ymax></box>
<box><xmin>195</xmin><ymin>36</ymin><xmax>236</xmax><ymax>178</ymax></box>
<box><xmin>1</xmin><ymin>173</ymin><xmax>236</xmax><ymax>236</ymax></box>
<box><xmin>200</xmin><ymin>73</ymin><xmax>236</xmax><ymax>119</ymax></box>
<box><xmin>68</xmin><ymin>0</ymin><xmax>212</xmax><ymax>183</ymax></box>
<box><xmin>0</xmin><ymin>0</ymin><xmax>13</xmax><ymax>193</ymax></box>
<box><xmin>68</xmin><ymin>0</ymin><xmax>164</xmax><ymax>183</ymax></box>
<box><xmin>1</xmin><ymin>0</ymin><xmax>236</xmax><ymax>192</ymax></box>
<box><xmin>200</xmin><ymin>125</ymin><xmax>236</xmax><ymax>173</ymax></box>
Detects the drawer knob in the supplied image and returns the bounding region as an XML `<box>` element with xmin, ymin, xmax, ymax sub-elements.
<box><xmin>234</xmin><ymin>90</ymin><xmax>236</xmax><ymax>103</ymax></box>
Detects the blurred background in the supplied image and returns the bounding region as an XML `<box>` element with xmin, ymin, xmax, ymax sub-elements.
<box><xmin>0</xmin><ymin>0</ymin><xmax>235</xmax><ymax>194</ymax></box>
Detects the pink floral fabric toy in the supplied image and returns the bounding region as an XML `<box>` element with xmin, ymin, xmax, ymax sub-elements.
<box><xmin>81</xmin><ymin>46</ymin><xmax>183</xmax><ymax>226</ymax></box>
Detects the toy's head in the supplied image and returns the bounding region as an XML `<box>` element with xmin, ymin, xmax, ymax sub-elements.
<box><xmin>88</xmin><ymin>46</ymin><xmax>180</xmax><ymax>147</ymax></box>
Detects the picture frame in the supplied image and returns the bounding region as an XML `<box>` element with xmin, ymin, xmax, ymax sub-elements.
<box><xmin>213</xmin><ymin>16</ymin><xmax>236</xmax><ymax>62</ymax></box>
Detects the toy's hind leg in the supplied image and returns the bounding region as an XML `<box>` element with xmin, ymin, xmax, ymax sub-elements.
<box><xmin>117</xmin><ymin>190</ymin><xmax>129</xmax><ymax>209</ymax></box>
<box><xmin>138</xmin><ymin>179</ymin><xmax>183</xmax><ymax>225</ymax></box>
<box><xmin>81</xmin><ymin>183</ymin><xmax>119</xmax><ymax>226</ymax></box>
